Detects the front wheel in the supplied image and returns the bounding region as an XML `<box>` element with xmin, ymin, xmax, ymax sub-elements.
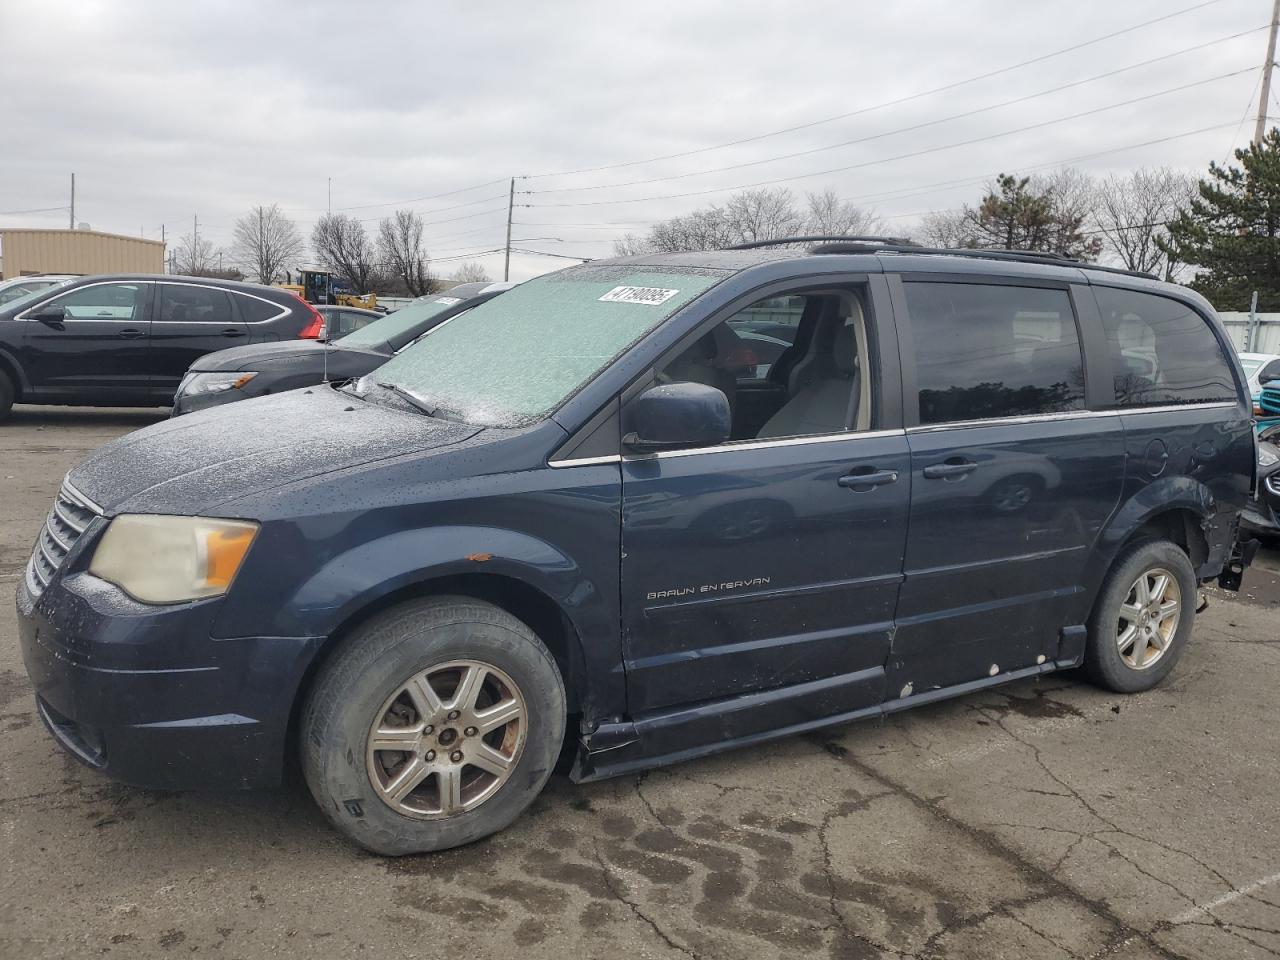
<box><xmin>301</xmin><ymin>596</ymin><xmax>566</xmax><ymax>855</ymax></box>
<box><xmin>1084</xmin><ymin>540</ymin><xmax>1196</xmax><ymax>693</ymax></box>
<box><xmin>0</xmin><ymin>369</ymin><xmax>13</xmax><ymax>422</ymax></box>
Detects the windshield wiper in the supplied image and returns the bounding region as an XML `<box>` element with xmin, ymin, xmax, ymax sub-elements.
<box><xmin>372</xmin><ymin>381</ymin><xmax>439</xmax><ymax>417</ymax></box>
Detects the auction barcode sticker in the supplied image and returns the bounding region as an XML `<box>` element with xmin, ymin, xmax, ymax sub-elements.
<box><xmin>599</xmin><ymin>285</ymin><xmax>679</xmax><ymax>305</ymax></box>
<box><xmin>434</xmin><ymin>296</ymin><xmax>463</xmax><ymax>305</ymax></box>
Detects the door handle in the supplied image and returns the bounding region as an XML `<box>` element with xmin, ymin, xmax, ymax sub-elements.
<box><xmin>221</xmin><ymin>327</ymin><xmax>246</xmax><ymax>338</ymax></box>
<box><xmin>923</xmin><ymin>459</ymin><xmax>978</xmax><ymax>480</ymax></box>
<box><xmin>117</xmin><ymin>328</ymin><xmax>145</xmax><ymax>339</ymax></box>
<box><xmin>838</xmin><ymin>468</ymin><xmax>899</xmax><ymax>491</ymax></box>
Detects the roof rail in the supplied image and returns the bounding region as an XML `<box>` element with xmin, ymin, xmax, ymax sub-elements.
<box><xmin>806</xmin><ymin>242</ymin><xmax>1157</xmax><ymax>281</ymax></box>
<box><xmin>725</xmin><ymin>235</ymin><xmax>919</xmax><ymax>251</ymax></box>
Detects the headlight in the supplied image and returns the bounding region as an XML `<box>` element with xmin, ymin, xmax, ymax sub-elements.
<box><xmin>1261</xmin><ymin>445</ymin><xmax>1279</xmax><ymax>468</ymax></box>
<box><xmin>89</xmin><ymin>515</ymin><xmax>258</xmax><ymax>604</ymax></box>
<box><xmin>178</xmin><ymin>371</ymin><xmax>257</xmax><ymax>397</ymax></box>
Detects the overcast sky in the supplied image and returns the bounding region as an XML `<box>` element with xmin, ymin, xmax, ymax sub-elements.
<box><xmin>0</xmin><ymin>0</ymin><xmax>1271</xmax><ymax>281</ymax></box>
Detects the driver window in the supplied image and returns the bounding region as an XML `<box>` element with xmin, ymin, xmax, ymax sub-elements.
<box><xmin>656</xmin><ymin>288</ymin><xmax>872</xmax><ymax>444</ymax></box>
<box><xmin>49</xmin><ymin>283</ymin><xmax>145</xmax><ymax>321</ymax></box>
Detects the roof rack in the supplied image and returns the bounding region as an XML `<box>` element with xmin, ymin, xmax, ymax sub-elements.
<box><xmin>806</xmin><ymin>241</ymin><xmax>1157</xmax><ymax>281</ymax></box>
<box><xmin>725</xmin><ymin>235</ymin><xmax>920</xmax><ymax>251</ymax></box>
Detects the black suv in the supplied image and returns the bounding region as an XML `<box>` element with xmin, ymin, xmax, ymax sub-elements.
<box><xmin>17</xmin><ymin>240</ymin><xmax>1256</xmax><ymax>855</ymax></box>
<box><xmin>0</xmin><ymin>274</ymin><xmax>324</xmax><ymax>419</ymax></box>
<box><xmin>171</xmin><ymin>282</ymin><xmax>510</xmax><ymax>416</ymax></box>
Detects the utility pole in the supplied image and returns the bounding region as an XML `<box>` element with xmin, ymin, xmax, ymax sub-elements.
<box><xmin>328</xmin><ymin>177</ymin><xmax>332</xmax><ymax>216</ymax></box>
<box><xmin>161</xmin><ymin>224</ymin><xmax>167</xmax><ymax>273</ymax></box>
<box><xmin>1256</xmin><ymin>0</ymin><xmax>1280</xmax><ymax>144</ymax></box>
<box><xmin>503</xmin><ymin>177</ymin><xmax>515</xmax><ymax>281</ymax></box>
<box><xmin>69</xmin><ymin>173</ymin><xmax>75</xmax><ymax>229</ymax></box>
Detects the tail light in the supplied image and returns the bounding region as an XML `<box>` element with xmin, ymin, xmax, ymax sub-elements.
<box><xmin>294</xmin><ymin>296</ymin><xmax>325</xmax><ymax>339</ymax></box>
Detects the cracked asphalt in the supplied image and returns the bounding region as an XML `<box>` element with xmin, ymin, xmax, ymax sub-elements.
<box><xmin>2</xmin><ymin>406</ymin><xmax>1280</xmax><ymax>960</ymax></box>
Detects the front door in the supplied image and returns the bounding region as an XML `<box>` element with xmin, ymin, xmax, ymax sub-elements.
<box><xmin>889</xmin><ymin>277</ymin><xmax>1126</xmax><ymax>693</ymax></box>
<box><xmin>18</xmin><ymin>280</ymin><xmax>154</xmax><ymax>401</ymax></box>
<box><xmin>620</xmin><ymin>281</ymin><xmax>910</xmax><ymax>718</ymax></box>
<box><xmin>149</xmin><ymin>283</ymin><xmax>251</xmax><ymax>400</ymax></box>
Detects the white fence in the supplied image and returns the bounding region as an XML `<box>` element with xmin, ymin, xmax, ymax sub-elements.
<box><xmin>1219</xmin><ymin>313</ymin><xmax>1280</xmax><ymax>355</ymax></box>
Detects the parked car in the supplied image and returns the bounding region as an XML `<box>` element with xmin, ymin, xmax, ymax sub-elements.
<box><xmin>316</xmin><ymin>304</ymin><xmax>382</xmax><ymax>340</ymax></box>
<box><xmin>1239</xmin><ymin>350</ymin><xmax>1280</xmax><ymax>418</ymax></box>
<box><xmin>171</xmin><ymin>282</ymin><xmax>511</xmax><ymax>416</ymax></box>
<box><xmin>0</xmin><ymin>274</ymin><xmax>325</xmax><ymax>419</ymax></box>
<box><xmin>0</xmin><ymin>274</ymin><xmax>79</xmax><ymax>308</ymax></box>
<box><xmin>18</xmin><ymin>239</ymin><xmax>1256</xmax><ymax>856</ymax></box>
<box><xmin>1243</xmin><ymin>424</ymin><xmax>1280</xmax><ymax>541</ymax></box>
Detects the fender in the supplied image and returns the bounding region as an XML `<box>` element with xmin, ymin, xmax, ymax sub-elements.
<box><xmin>1086</xmin><ymin>474</ymin><xmax>1219</xmax><ymax>599</ymax></box>
<box><xmin>214</xmin><ymin>522</ymin><xmax>623</xmax><ymax>718</ymax></box>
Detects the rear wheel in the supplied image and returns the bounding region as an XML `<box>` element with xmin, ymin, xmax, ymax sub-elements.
<box><xmin>0</xmin><ymin>370</ymin><xmax>13</xmax><ymax>422</ymax></box>
<box><xmin>1085</xmin><ymin>540</ymin><xmax>1196</xmax><ymax>693</ymax></box>
<box><xmin>301</xmin><ymin>596</ymin><xmax>566</xmax><ymax>855</ymax></box>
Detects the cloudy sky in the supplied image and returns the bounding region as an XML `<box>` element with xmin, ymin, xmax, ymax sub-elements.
<box><xmin>0</xmin><ymin>0</ymin><xmax>1271</xmax><ymax>281</ymax></box>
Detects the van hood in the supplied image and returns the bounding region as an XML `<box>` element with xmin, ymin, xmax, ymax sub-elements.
<box><xmin>69</xmin><ymin>387</ymin><xmax>480</xmax><ymax>516</ymax></box>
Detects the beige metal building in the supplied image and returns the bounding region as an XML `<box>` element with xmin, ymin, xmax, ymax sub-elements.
<box><xmin>0</xmin><ymin>228</ymin><xmax>164</xmax><ymax>279</ymax></box>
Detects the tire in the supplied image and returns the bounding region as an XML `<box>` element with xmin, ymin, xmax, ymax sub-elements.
<box><xmin>0</xmin><ymin>369</ymin><xmax>13</xmax><ymax>422</ymax></box>
<box><xmin>301</xmin><ymin>596</ymin><xmax>566</xmax><ymax>855</ymax></box>
<box><xmin>1084</xmin><ymin>540</ymin><xmax>1197</xmax><ymax>693</ymax></box>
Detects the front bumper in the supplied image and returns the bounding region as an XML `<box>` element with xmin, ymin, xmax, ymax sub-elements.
<box><xmin>17</xmin><ymin>572</ymin><xmax>319</xmax><ymax>791</ymax></box>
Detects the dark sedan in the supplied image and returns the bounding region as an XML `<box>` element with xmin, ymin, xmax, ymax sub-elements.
<box><xmin>0</xmin><ymin>274</ymin><xmax>324</xmax><ymax>420</ymax></box>
<box><xmin>171</xmin><ymin>282</ymin><xmax>511</xmax><ymax>416</ymax></box>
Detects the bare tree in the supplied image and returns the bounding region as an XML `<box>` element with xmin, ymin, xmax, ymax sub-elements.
<box><xmin>172</xmin><ymin>232</ymin><xmax>218</xmax><ymax>275</ymax></box>
<box><xmin>920</xmin><ymin>208</ymin><xmax>971</xmax><ymax>248</ymax></box>
<box><xmin>451</xmin><ymin>262</ymin><xmax>492</xmax><ymax>283</ymax></box>
<box><xmin>311</xmin><ymin>214</ymin><xmax>378</xmax><ymax>291</ymax></box>
<box><xmin>377</xmin><ymin>210</ymin><xmax>435</xmax><ymax>296</ymax></box>
<box><xmin>231</xmin><ymin>204</ymin><xmax>303</xmax><ymax>284</ymax></box>
<box><xmin>616</xmin><ymin>187</ymin><xmax>880</xmax><ymax>254</ymax></box>
<box><xmin>803</xmin><ymin>189</ymin><xmax>884</xmax><ymax>236</ymax></box>
<box><xmin>1093</xmin><ymin>168</ymin><xmax>1198</xmax><ymax>279</ymax></box>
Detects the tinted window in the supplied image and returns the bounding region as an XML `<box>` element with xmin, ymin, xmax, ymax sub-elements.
<box><xmin>904</xmin><ymin>282</ymin><xmax>1084</xmax><ymax>425</ymax></box>
<box><xmin>50</xmin><ymin>282</ymin><xmax>146</xmax><ymax>321</ymax></box>
<box><xmin>235</xmin><ymin>294</ymin><xmax>285</xmax><ymax>323</ymax></box>
<box><xmin>1094</xmin><ymin>288</ymin><xmax>1237</xmax><ymax>407</ymax></box>
<box><xmin>159</xmin><ymin>285</ymin><xmax>233</xmax><ymax>324</ymax></box>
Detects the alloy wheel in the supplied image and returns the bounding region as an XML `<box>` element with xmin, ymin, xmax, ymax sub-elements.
<box><xmin>1116</xmin><ymin>567</ymin><xmax>1181</xmax><ymax>670</ymax></box>
<box><xmin>365</xmin><ymin>659</ymin><xmax>527</xmax><ymax>819</ymax></box>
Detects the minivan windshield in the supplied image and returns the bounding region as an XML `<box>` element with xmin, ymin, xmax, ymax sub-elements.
<box><xmin>336</xmin><ymin>294</ymin><xmax>471</xmax><ymax>348</ymax></box>
<box><xmin>364</xmin><ymin>264</ymin><xmax>727</xmax><ymax>426</ymax></box>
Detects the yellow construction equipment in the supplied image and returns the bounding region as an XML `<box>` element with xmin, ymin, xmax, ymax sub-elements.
<box><xmin>278</xmin><ymin>270</ymin><xmax>378</xmax><ymax>311</ymax></box>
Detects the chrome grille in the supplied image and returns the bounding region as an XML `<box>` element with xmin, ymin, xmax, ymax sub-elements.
<box><xmin>1267</xmin><ymin>473</ymin><xmax>1280</xmax><ymax>498</ymax></box>
<box><xmin>25</xmin><ymin>481</ymin><xmax>102</xmax><ymax>598</ymax></box>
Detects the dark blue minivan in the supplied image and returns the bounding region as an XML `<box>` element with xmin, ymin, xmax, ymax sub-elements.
<box><xmin>17</xmin><ymin>241</ymin><xmax>1258</xmax><ymax>854</ymax></box>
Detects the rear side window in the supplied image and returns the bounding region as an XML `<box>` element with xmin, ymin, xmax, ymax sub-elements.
<box><xmin>1094</xmin><ymin>287</ymin><xmax>1237</xmax><ymax>407</ymax></box>
<box><xmin>904</xmin><ymin>282</ymin><xmax>1085</xmax><ymax>425</ymax></box>
<box><xmin>235</xmin><ymin>294</ymin><xmax>286</xmax><ymax>323</ymax></box>
<box><xmin>159</xmin><ymin>285</ymin><xmax>233</xmax><ymax>324</ymax></box>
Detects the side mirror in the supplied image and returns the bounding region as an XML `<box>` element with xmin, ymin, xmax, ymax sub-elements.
<box><xmin>1258</xmin><ymin>360</ymin><xmax>1280</xmax><ymax>385</ymax></box>
<box><xmin>623</xmin><ymin>382</ymin><xmax>731</xmax><ymax>453</ymax></box>
<box><xmin>29</xmin><ymin>304</ymin><xmax>66</xmax><ymax>326</ymax></box>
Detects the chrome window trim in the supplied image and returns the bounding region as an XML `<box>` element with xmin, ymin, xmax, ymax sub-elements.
<box><xmin>548</xmin><ymin>402</ymin><xmax>1243</xmax><ymax>467</ymax></box>
<box><xmin>905</xmin><ymin>401</ymin><xmax>1242</xmax><ymax>434</ymax></box>
<box><xmin>15</xmin><ymin>278</ymin><xmax>155</xmax><ymax>322</ymax></box>
<box><xmin>158</xmin><ymin>282</ymin><xmax>290</xmax><ymax>325</ymax></box>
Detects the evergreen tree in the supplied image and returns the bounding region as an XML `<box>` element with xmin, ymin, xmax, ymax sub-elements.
<box><xmin>1161</xmin><ymin>128</ymin><xmax>1280</xmax><ymax>310</ymax></box>
<box><xmin>923</xmin><ymin>173</ymin><xmax>1101</xmax><ymax>260</ymax></box>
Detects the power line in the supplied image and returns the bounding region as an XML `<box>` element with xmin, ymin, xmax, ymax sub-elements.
<box><xmin>283</xmin><ymin>177</ymin><xmax>511</xmax><ymax>215</ymax></box>
<box><xmin>0</xmin><ymin>204</ymin><xmax>69</xmax><ymax>215</ymax></box>
<box><xmin>526</xmin><ymin>27</ymin><xmax>1266</xmax><ymax>197</ymax></box>
<box><xmin>523</xmin><ymin>67</ymin><xmax>1256</xmax><ymax>208</ymax></box>
<box><xmin>525</xmin><ymin>0</ymin><xmax>1229</xmax><ymax>180</ymax></box>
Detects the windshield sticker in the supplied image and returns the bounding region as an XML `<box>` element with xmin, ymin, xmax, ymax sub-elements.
<box><xmin>434</xmin><ymin>296</ymin><xmax>463</xmax><ymax>305</ymax></box>
<box><xmin>599</xmin><ymin>285</ymin><xmax>679</xmax><ymax>306</ymax></box>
